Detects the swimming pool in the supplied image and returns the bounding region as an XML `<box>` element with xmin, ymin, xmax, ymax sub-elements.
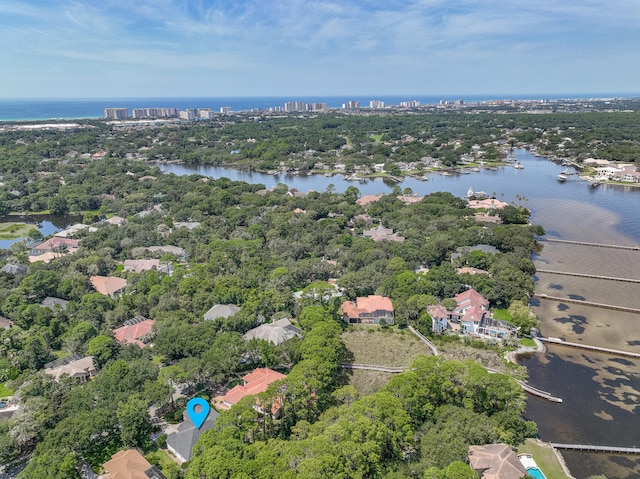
<box><xmin>527</xmin><ymin>467</ymin><xmax>546</xmax><ymax>479</ymax></box>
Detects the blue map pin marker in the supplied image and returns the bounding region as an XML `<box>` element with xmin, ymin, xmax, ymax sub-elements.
<box><xmin>186</xmin><ymin>397</ymin><xmax>210</xmax><ymax>429</ymax></box>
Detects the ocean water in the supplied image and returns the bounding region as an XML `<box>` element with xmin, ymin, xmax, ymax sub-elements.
<box><xmin>1</xmin><ymin>93</ymin><xmax>638</xmax><ymax>121</ymax></box>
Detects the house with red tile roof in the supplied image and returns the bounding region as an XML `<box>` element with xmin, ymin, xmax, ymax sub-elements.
<box><xmin>90</xmin><ymin>275</ymin><xmax>128</xmax><ymax>297</ymax></box>
<box><xmin>113</xmin><ymin>317</ymin><xmax>155</xmax><ymax>348</ymax></box>
<box><xmin>31</xmin><ymin>237</ymin><xmax>80</xmax><ymax>255</ymax></box>
<box><xmin>467</xmin><ymin>198</ymin><xmax>508</xmax><ymax>210</ymax></box>
<box><xmin>341</xmin><ymin>295</ymin><xmax>394</xmax><ymax>325</ymax></box>
<box><xmin>453</xmin><ymin>288</ymin><xmax>490</xmax><ymax>334</ymax></box>
<box><xmin>356</xmin><ymin>194</ymin><xmax>384</xmax><ymax>206</ymax></box>
<box><xmin>213</xmin><ymin>368</ymin><xmax>286</xmax><ymax>414</ymax></box>
<box><xmin>432</xmin><ymin>288</ymin><xmax>517</xmax><ymax>339</ymax></box>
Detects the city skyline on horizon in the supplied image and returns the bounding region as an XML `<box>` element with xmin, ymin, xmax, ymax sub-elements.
<box><xmin>2</xmin><ymin>1</ymin><xmax>640</xmax><ymax>99</ymax></box>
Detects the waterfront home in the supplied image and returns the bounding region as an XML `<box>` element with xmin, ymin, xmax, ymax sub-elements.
<box><xmin>112</xmin><ymin>316</ymin><xmax>155</xmax><ymax>348</ymax></box>
<box><xmin>101</xmin><ymin>449</ymin><xmax>166</xmax><ymax>479</ymax></box>
<box><xmin>54</xmin><ymin>223</ymin><xmax>97</xmax><ymax>238</ymax></box>
<box><xmin>428</xmin><ymin>288</ymin><xmax>517</xmax><ymax>339</ymax></box>
<box><xmin>44</xmin><ymin>354</ymin><xmax>96</xmax><ymax>383</ymax></box>
<box><xmin>213</xmin><ymin>368</ymin><xmax>286</xmax><ymax>414</ymax></box>
<box><xmin>31</xmin><ymin>237</ymin><xmax>80</xmax><ymax>255</ymax></box>
<box><xmin>612</xmin><ymin>170</ymin><xmax>640</xmax><ymax>183</ymax></box>
<box><xmin>166</xmin><ymin>409</ymin><xmax>220</xmax><ymax>463</ymax></box>
<box><xmin>90</xmin><ymin>275</ymin><xmax>127</xmax><ymax>297</ymax></box>
<box><xmin>467</xmin><ymin>198</ymin><xmax>508</xmax><ymax>210</ymax></box>
<box><xmin>203</xmin><ymin>304</ymin><xmax>241</xmax><ymax>321</ymax></box>
<box><xmin>243</xmin><ymin>318</ymin><xmax>302</xmax><ymax>346</ymax></box>
<box><xmin>595</xmin><ymin>165</ymin><xmax>622</xmax><ymax>179</ymax></box>
<box><xmin>356</xmin><ymin>194</ymin><xmax>384</xmax><ymax>206</ymax></box>
<box><xmin>468</xmin><ymin>443</ymin><xmax>527</xmax><ymax>479</ymax></box>
<box><xmin>341</xmin><ymin>295</ymin><xmax>395</xmax><ymax>325</ymax></box>
<box><xmin>428</xmin><ymin>304</ymin><xmax>453</xmax><ymax>333</ymax></box>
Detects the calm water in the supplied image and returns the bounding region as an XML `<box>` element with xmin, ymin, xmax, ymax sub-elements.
<box><xmin>0</xmin><ymin>214</ymin><xmax>81</xmax><ymax>249</ymax></box>
<box><xmin>163</xmin><ymin>151</ymin><xmax>640</xmax><ymax>478</ymax></box>
<box><xmin>2</xmin><ymin>94</ymin><xmax>637</xmax><ymax>121</ymax></box>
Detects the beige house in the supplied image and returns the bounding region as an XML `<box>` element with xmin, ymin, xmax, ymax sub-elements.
<box><xmin>101</xmin><ymin>449</ymin><xmax>166</xmax><ymax>479</ymax></box>
<box><xmin>44</xmin><ymin>355</ymin><xmax>96</xmax><ymax>383</ymax></box>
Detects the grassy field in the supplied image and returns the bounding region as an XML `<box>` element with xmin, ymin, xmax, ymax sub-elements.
<box><xmin>492</xmin><ymin>308</ymin><xmax>512</xmax><ymax>321</ymax></box>
<box><xmin>0</xmin><ymin>222</ymin><xmax>38</xmax><ymax>240</ymax></box>
<box><xmin>340</xmin><ymin>327</ymin><xmax>432</xmax><ymax>367</ymax></box>
<box><xmin>339</xmin><ymin>327</ymin><xmax>434</xmax><ymax>396</ymax></box>
<box><xmin>0</xmin><ymin>383</ymin><xmax>15</xmax><ymax>397</ymax></box>
<box><xmin>517</xmin><ymin>439</ymin><xmax>572</xmax><ymax>479</ymax></box>
<box><xmin>337</xmin><ymin>369</ymin><xmax>396</xmax><ymax>397</ymax></box>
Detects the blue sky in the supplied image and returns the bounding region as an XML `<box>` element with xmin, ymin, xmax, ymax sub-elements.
<box><xmin>2</xmin><ymin>0</ymin><xmax>640</xmax><ymax>98</ymax></box>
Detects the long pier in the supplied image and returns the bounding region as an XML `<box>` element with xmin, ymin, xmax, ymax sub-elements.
<box><xmin>533</xmin><ymin>293</ymin><xmax>640</xmax><ymax>314</ymax></box>
<box><xmin>538</xmin><ymin>337</ymin><xmax>640</xmax><ymax>359</ymax></box>
<box><xmin>550</xmin><ymin>443</ymin><xmax>640</xmax><ymax>455</ymax></box>
<box><xmin>539</xmin><ymin>238</ymin><xmax>640</xmax><ymax>251</ymax></box>
<box><xmin>536</xmin><ymin>269</ymin><xmax>640</xmax><ymax>284</ymax></box>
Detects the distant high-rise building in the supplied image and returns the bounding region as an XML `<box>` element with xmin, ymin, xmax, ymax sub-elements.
<box><xmin>400</xmin><ymin>100</ymin><xmax>420</xmax><ymax>108</ymax></box>
<box><xmin>179</xmin><ymin>109</ymin><xmax>197</xmax><ymax>120</ymax></box>
<box><xmin>342</xmin><ymin>101</ymin><xmax>360</xmax><ymax>110</ymax></box>
<box><xmin>104</xmin><ymin>108</ymin><xmax>128</xmax><ymax>120</ymax></box>
<box><xmin>220</xmin><ymin>106</ymin><xmax>232</xmax><ymax>114</ymax></box>
<box><xmin>199</xmin><ymin>109</ymin><xmax>215</xmax><ymax>119</ymax></box>
<box><xmin>310</xmin><ymin>103</ymin><xmax>327</xmax><ymax>111</ymax></box>
<box><xmin>284</xmin><ymin>101</ymin><xmax>308</xmax><ymax>112</ymax></box>
<box><xmin>369</xmin><ymin>100</ymin><xmax>385</xmax><ymax>109</ymax></box>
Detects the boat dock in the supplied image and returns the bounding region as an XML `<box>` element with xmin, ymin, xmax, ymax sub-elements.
<box><xmin>536</xmin><ymin>269</ymin><xmax>640</xmax><ymax>284</ymax></box>
<box><xmin>533</xmin><ymin>293</ymin><xmax>640</xmax><ymax>314</ymax></box>
<box><xmin>538</xmin><ymin>337</ymin><xmax>640</xmax><ymax>359</ymax></box>
<box><xmin>539</xmin><ymin>238</ymin><xmax>640</xmax><ymax>251</ymax></box>
<box><xmin>550</xmin><ymin>443</ymin><xmax>640</xmax><ymax>454</ymax></box>
<box><xmin>514</xmin><ymin>379</ymin><xmax>563</xmax><ymax>403</ymax></box>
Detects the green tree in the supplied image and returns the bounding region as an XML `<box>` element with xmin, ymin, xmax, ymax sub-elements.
<box><xmin>116</xmin><ymin>394</ymin><xmax>152</xmax><ymax>448</ymax></box>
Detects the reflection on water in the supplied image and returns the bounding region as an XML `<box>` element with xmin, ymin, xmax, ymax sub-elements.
<box><xmin>0</xmin><ymin>214</ymin><xmax>81</xmax><ymax>249</ymax></box>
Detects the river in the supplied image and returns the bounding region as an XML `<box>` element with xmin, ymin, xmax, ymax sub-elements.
<box><xmin>164</xmin><ymin>151</ymin><xmax>640</xmax><ymax>478</ymax></box>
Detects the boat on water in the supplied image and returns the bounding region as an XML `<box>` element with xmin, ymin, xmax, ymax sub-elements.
<box><xmin>557</xmin><ymin>174</ymin><xmax>567</xmax><ymax>182</ymax></box>
<box><xmin>513</xmin><ymin>162</ymin><xmax>525</xmax><ymax>169</ymax></box>
<box><xmin>589</xmin><ymin>180</ymin><xmax>602</xmax><ymax>187</ymax></box>
<box><xmin>472</xmin><ymin>167</ymin><xmax>480</xmax><ymax>172</ymax></box>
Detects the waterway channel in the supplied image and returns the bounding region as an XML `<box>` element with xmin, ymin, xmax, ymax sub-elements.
<box><xmin>161</xmin><ymin>151</ymin><xmax>640</xmax><ymax>478</ymax></box>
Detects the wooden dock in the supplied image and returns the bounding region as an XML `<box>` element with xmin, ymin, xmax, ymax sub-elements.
<box><xmin>538</xmin><ymin>337</ymin><xmax>640</xmax><ymax>359</ymax></box>
<box><xmin>536</xmin><ymin>269</ymin><xmax>640</xmax><ymax>284</ymax></box>
<box><xmin>514</xmin><ymin>379</ymin><xmax>563</xmax><ymax>403</ymax></box>
<box><xmin>539</xmin><ymin>238</ymin><xmax>640</xmax><ymax>251</ymax></box>
<box><xmin>550</xmin><ymin>443</ymin><xmax>640</xmax><ymax>454</ymax></box>
<box><xmin>533</xmin><ymin>293</ymin><xmax>640</xmax><ymax>314</ymax></box>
